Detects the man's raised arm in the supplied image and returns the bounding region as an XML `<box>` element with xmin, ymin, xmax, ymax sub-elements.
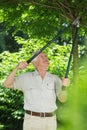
<box><xmin>4</xmin><ymin>62</ymin><xmax>28</xmax><ymax>88</ymax></box>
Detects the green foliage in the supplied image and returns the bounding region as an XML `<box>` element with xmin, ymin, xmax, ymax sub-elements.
<box><xmin>0</xmin><ymin>1</ymin><xmax>87</xmax><ymax>129</ymax></box>
<box><xmin>0</xmin><ymin>0</ymin><xmax>87</xmax><ymax>38</ymax></box>
<box><xmin>0</xmin><ymin>85</ymin><xmax>24</xmax><ymax>130</ymax></box>
<box><xmin>57</xmin><ymin>57</ymin><xmax>87</xmax><ymax>130</ymax></box>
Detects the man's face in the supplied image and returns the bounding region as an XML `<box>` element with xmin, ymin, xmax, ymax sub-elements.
<box><xmin>37</xmin><ymin>52</ymin><xmax>49</xmax><ymax>69</ymax></box>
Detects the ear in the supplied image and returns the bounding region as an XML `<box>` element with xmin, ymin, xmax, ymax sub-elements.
<box><xmin>32</xmin><ymin>60</ymin><xmax>38</xmax><ymax>68</ymax></box>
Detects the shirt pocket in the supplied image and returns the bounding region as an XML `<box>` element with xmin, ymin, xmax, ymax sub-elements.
<box><xmin>25</xmin><ymin>84</ymin><xmax>41</xmax><ymax>94</ymax></box>
<box><xmin>26</xmin><ymin>85</ymin><xmax>36</xmax><ymax>90</ymax></box>
<box><xmin>44</xmin><ymin>81</ymin><xmax>56</xmax><ymax>99</ymax></box>
<box><xmin>46</xmin><ymin>81</ymin><xmax>55</xmax><ymax>90</ymax></box>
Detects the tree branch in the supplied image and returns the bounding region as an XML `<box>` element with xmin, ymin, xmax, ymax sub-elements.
<box><xmin>56</xmin><ymin>1</ymin><xmax>75</xmax><ymax>21</ymax></box>
<box><xmin>25</xmin><ymin>0</ymin><xmax>58</xmax><ymax>9</ymax></box>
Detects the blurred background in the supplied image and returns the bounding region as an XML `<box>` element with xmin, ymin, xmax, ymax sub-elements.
<box><xmin>0</xmin><ymin>0</ymin><xmax>87</xmax><ymax>130</ymax></box>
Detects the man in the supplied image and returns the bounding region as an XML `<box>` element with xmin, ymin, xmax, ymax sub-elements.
<box><xmin>4</xmin><ymin>52</ymin><xmax>70</xmax><ymax>130</ymax></box>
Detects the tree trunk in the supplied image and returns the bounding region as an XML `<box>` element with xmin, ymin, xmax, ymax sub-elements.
<box><xmin>72</xmin><ymin>25</ymin><xmax>79</xmax><ymax>86</ymax></box>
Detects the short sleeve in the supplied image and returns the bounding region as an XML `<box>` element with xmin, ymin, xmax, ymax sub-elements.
<box><xmin>54</xmin><ymin>75</ymin><xmax>62</xmax><ymax>97</ymax></box>
<box><xmin>13</xmin><ymin>74</ymin><xmax>24</xmax><ymax>91</ymax></box>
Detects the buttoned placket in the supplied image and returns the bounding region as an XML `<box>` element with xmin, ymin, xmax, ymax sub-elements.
<box><xmin>36</xmin><ymin>73</ymin><xmax>48</xmax><ymax>111</ymax></box>
<box><xmin>40</xmin><ymin>78</ymin><xmax>45</xmax><ymax>110</ymax></box>
<box><xmin>35</xmin><ymin>71</ymin><xmax>56</xmax><ymax>112</ymax></box>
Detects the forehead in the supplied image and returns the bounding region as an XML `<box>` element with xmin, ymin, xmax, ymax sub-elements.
<box><xmin>38</xmin><ymin>52</ymin><xmax>46</xmax><ymax>56</ymax></box>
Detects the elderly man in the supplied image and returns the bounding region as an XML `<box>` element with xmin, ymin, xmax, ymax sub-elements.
<box><xmin>4</xmin><ymin>52</ymin><xmax>70</xmax><ymax>130</ymax></box>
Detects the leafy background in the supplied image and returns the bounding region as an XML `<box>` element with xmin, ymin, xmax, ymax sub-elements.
<box><xmin>0</xmin><ymin>0</ymin><xmax>87</xmax><ymax>130</ymax></box>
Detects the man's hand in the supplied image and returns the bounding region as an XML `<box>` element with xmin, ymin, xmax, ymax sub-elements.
<box><xmin>62</xmin><ymin>77</ymin><xmax>70</xmax><ymax>87</ymax></box>
<box><xmin>58</xmin><ymin>78</ymin><xmax>70</xmax><ymax>103</ymax></box>
<box><xmin>17</xmin><ymin>61</ymin><xmax>28</xmax><ymax>70</ymax></box>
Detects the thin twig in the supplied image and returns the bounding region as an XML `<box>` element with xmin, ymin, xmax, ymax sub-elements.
<box><xmin>26</xmin><ymin>0</ymin><xmax>57</xmax><ymax>9</ymax></box>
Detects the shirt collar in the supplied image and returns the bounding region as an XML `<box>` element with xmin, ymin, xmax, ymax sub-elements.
<box><xmin>34</xmin><ymin>70</ymin><xmax>49</xmax><ymax>77</ymax></box>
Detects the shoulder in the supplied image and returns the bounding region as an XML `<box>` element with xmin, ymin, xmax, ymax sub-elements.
<box><xmin>47</xmin><ymin>72</ymin><xmax>61</xmax><ymax>80</ymax></box>
<box><xmin>17</xmin><ymin>71</ymin><xmax>35</xmax><ymax>78</ymax></box>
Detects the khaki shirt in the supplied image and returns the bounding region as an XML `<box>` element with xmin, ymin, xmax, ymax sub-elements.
<box><xmin>14</xmin><ymin>71</ymin><xmax>62</xmax><ymax>112</ymax></box>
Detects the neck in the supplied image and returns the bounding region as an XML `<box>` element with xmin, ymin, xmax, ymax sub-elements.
<box><xmin>37</xmin><ymin>68</ymin><xmax>47</xmax><ymax>79</ymax></box>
